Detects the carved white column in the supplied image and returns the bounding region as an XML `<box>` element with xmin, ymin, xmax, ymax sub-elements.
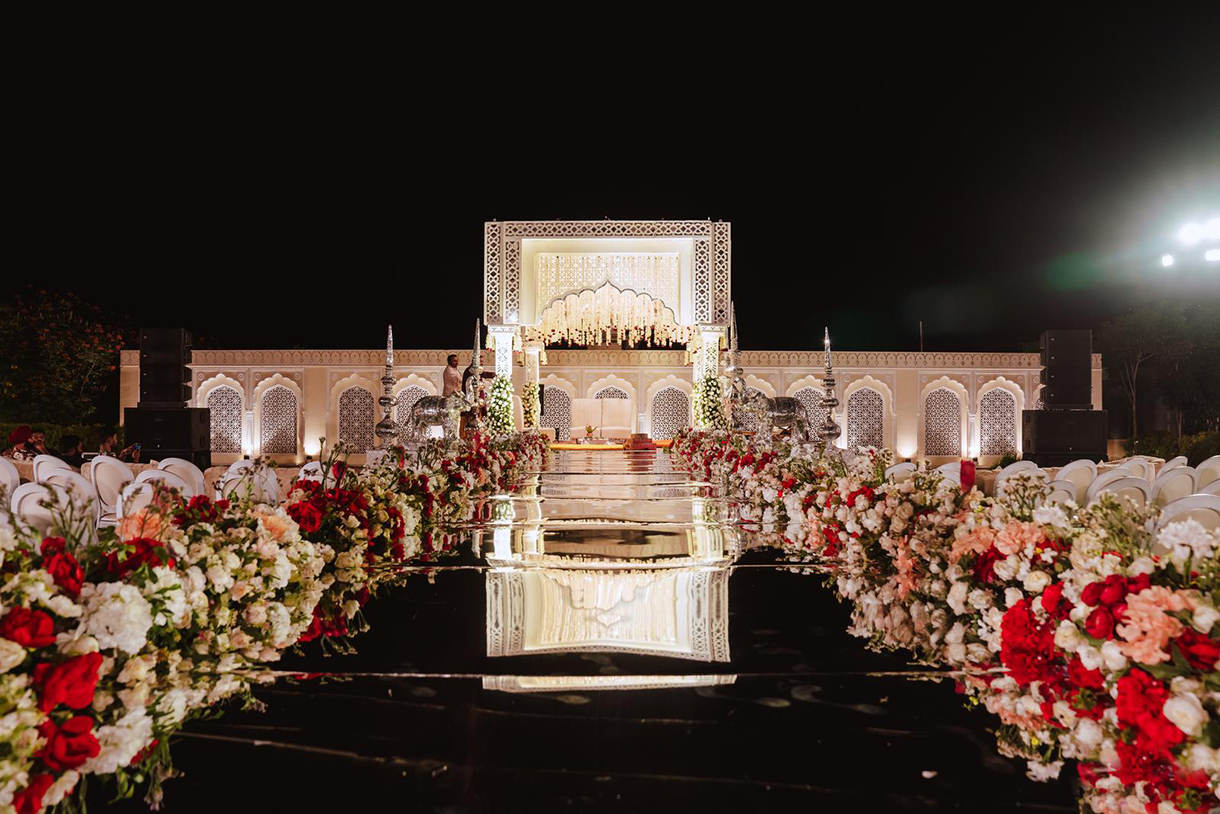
<box><xmin>697</xmin><ymin>327</ymin><xmax>724</xmax><ymax>381</ymax></box>
<box><xmin>489</xmin><ymin>325</ymin><xmax>517</xmax><ymax>378</ymax></box>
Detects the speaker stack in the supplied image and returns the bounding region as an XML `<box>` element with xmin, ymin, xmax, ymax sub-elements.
<box><xmin>1022</xmin><ymin>330</ymin><xmax>1107</xmax><ymax>467</ymax></box>
<box><xmin>124</xmin><ymin>329</ymin><xmax>212</xmax><ymax>469</ymax></box>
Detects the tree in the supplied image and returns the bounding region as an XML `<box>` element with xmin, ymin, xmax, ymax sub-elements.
<box><xmin>1096</xmin><ymin>304</ymin><xmax>1185</xmax><ymax>438</ymax></box>
<box><xmin>0</xmin><ymin>287</ymin><xmax>127</xmax><ymax>423</ymax></box>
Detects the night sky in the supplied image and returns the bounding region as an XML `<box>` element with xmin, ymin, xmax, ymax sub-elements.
<box><xmin>20</xmin><ymin>13</ymin><xmax>1218</xmax><ymax>355</ymax></box>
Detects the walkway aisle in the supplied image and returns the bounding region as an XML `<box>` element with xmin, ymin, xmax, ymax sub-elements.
<box><xmin>123</xmin><ymin>450</ymin><xmax>1077</xmax><ymax>813</ymax></box>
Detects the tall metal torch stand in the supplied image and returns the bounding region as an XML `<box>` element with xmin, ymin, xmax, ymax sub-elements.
<box><xmin>817</xmin><ymin>327</ymin><xmax>841</xmax><ymax>449</ymax></box>
<box><xmin>374</xmin><ymin>324</ymin><xmax>399</xmax><ymax>448</ymax></box>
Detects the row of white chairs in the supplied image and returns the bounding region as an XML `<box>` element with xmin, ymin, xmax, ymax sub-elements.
<box><xmin>218</xmin><ymin>459</ymin><xmax>281</xmax><ymax>504</ymax></box>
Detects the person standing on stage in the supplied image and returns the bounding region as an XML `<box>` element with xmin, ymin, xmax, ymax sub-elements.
<box><xmin>442</xmin><ymin>354</ymin><xmax>462</xmax><ymax>397</ymax></box>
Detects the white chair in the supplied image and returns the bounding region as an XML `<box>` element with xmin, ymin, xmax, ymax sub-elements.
<box><xmin>0</xmin><ymin>457</ymin><xmax>19</xmax><ymax>500</ymax></box>
<box><xmin>1161</xmin><ymin>456</ymin><xmax>1189</xmax><ymax>474</ymax></box>
<box><xmin>600</xmin><ymin>399</ymin><xmax>633</xmax><ymax>441</ymax></box>
<box><xmin>158</xmin><ymin>458</ymin><xmax>206</xmax><ymax>497</ymax></box>
<box><xmin>118</xmin><ymin>481</ymin><xmax>156</xmax><ymax>519</ymax></box>
<box><xmin>1197</xmin><ymin>480</ymin><xmax>1220</xmax><ymax>496</ymax></box>
<box><xmin>996</xmin><ymin>468</ymin><xmax>1049</xmax><ymax>499</ymax></box>
<box><xmin>569</xmin><ymin>399</ymin><xmax>601</xmax><ymax>440</ymax></box>
<box><xmin>89</xmin><ymin>455</ymin><xmax>133</xmax><ymax>526</ymax></box>
<box><xmin>42</xmin><ymin>469</ymin><xmax>101</xmax><ymax>527</ymax></box>
<box><xmin>297</xmin><ymin>461</ymin><xmax>324</xmax><ymax>482</ymax></box>
<box><xmin>1119</xmin><ymin>458</ymin><xmax>1157</xmax><ymax>481</ymax></box>
<box><xmin>1157</xmin><ymin>495</ymin><xmax>1220</xmax><ymax>532</ymax></box>
<box><xmin>885</xmin><ymin>462</ymin><xmax>916</xmax><ymax>479</ymax></box>
<box><xmin>227</xmin><ymin>459</ymin><xmax>257</xmax><ymax>474</ymax></box>
<box><xmin>1056</xmin><ymin>459</ymin><xmax>1098</xmax><ymax>503</ymax></box>
<box><xmin>32</xmin><ymin>454</ymin><xmax>70</xmax><ymax>483</ymax></box>
<box><xmin>939</xmin><ymin>467</ymin><xmax>962</xmax><ymax>485</ymax></box>
<box><xmin>1046</xmin><ymin>479</ymin><xmax>1077</xmax><ymax>506</ymax></box>
<box><xmin>996</xmin><ymin>460</ymin><xmax>1037</xmax><ymax>479</ymax></box>
<box><xmin>1092</xmin><ymin>476</ymin><xmax>1151</xmax><ymax>509</ymax></box>
<box><xmin>936</xmin><ymin>462</ymin><xmax>961</xmax><ymax>474</ymax></box>
<box><xmin>135</xmin><ymin>468</ymin><xmax>192</xmax><ymax>497</ymax></box>
<box><xmin>1150</xmin><ymin>466</ymin><xmax>1197</xmax><ymax>508</ymax></box>
<box><xmin>1195</xmin><ymin>455</ymin><xmax>1220</xmax><ymax>489</ymax></box>
<box><xmin>11</xmin><ymin>482</ymin><xmax>95</xmax><ymax>538</ymax></box>
<box><xmin>220</xmin><ymin>470</ymin><xmax>279</xmax><ymax>504</ymax></box>
<box><xmin>1085</xmin><ymin>469</ymin><xmax>1130</xmax><ymax>504</ymax></box>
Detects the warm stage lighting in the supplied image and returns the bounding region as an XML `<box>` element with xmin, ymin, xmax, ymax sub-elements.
<box><xmin>1205</xmin><ymin>248</ymin><xmax>1220</xmax><ymax>262</ymax></box>
<box><xmin>1180</xmin><ymin>222</ymin><xmax>1203</xmax><ymax>244</ymax></box>
<box><xmin>1161</xmin><ymin>254</ymin><xmax>1175</xmax><ymax>267</ymax></box>
<box><xmin>1206</xmin><ymin>218</ymin><xmax>1220</xmax><ymax>240</ymax></box>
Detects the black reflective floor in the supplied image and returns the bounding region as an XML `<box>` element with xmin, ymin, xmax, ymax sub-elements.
<box><xmin>102</xmin><ymin>451</ymin><xmax>1079</xmax><ymax>813</ymax></box>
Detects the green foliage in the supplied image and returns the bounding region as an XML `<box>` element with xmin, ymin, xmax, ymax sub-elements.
<box><xmin>997</xmin><ymin>450</ymin><xmax>1020</xmax><ymax>468</ymax></box>
<box><xmin>0</xmin><ymin>287</ymin><xmax>128</xmax><ymax>423</ymax></box>
<box><xmin>1126</xmin><ymin>431</ymin><xmax>1220</xmax><ymax>466</ymax></box>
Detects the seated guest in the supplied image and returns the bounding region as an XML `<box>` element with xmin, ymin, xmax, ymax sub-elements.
<box><xmin>25</xmin><ymin>428</ymin><xmax>49</xmax><ymax>457</ymax></box>
<box><xmin>58</xmin><ymin>434</ymin><xmax>85</xmax><ymax>468</ymax></box>
<box><xmin>3</xmin><ymin>426</ymin><xmax>33</xmax><ymax>459</ymax></box>
<box><xmin>98</xmin><ymin>427</ymin><xmax>141</xmax><ymax>463</ymax></box>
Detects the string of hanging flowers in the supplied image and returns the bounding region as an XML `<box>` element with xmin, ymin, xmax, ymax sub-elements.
<box><xmin>524</xmin><ymin>283</ymin><xmax>693</xmax><ymax>347</ymax></box>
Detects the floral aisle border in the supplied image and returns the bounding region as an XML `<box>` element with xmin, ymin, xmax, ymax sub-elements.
<box><xmin>0</xmin><ymin>432</ymin><xmax>549</xmax><ymax>813</ymax></box>
<box><xmin>670</xmin><ymin>428</ymin><xmax>1220</xmax><ymax>814</ymax></box>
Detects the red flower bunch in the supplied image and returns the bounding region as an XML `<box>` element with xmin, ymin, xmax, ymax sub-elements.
<box><xmin>40</xmin><ymin>537</ymin><xmax>83</xmax><ymax>597</ymax></box>
<box><xmin>1000</xmin><ymin>599</ymin><xmax>1057</xmax><ymax>686</ymax></box>
<box><xmin>105</xmin><ymin>537</ymin><xmax>175</xmax><ymax>577</ymax></box>
<box><xmin>36</xmin><ymin>715</ymin><xmax>100</xmax><ymax>771</ymax></box>
<box><xmin>32</xmin><ymin>652</ymin><xmax>103</xmax><ymax>712</ymax></box>
<box><xmin>1114</xmin><ymin>669</ymin><xmax>1184</xmax><ymax>786</ymax></box>
<box><xmin>0</xmin><ymin>606</ymin><xmax>57</xmax><ymax>649</ymax></box>
<box><xmin>1079</xmin><ymin>573</ymin><xmax>1149</xmax><ymax>640</ymax></box>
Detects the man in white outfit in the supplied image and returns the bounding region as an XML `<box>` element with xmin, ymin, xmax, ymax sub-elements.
<box><xmin>442</xmin><ymin>354</ymin><xmax>461</xmax><ymax>397</ymax></box>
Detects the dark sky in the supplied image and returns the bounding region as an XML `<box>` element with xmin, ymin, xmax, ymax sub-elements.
<box><xmin>19</xmin><ymin>13</ymin><xmax>1219</xmax><ymax>354</ymax></box>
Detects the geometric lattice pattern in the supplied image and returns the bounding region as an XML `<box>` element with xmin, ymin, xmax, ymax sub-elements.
<box><xmin>846</xmin><ymin>388</ymin><xmax>884</xmax><ymax>450</ymax></box>
<box><xmin>541</xmin><ymin>386</ymin><xmax>572</xmax><ymax>441</ymax></box>
<box><xmin>595</xmin><ymin>386</ymin><xmax>629</xmax><ymax>400</ymax></box>
<box><xmin>260</xmin><ymin>386</ymin><xmax>298</xmax><ymax>455</ymax></box>
<box><xmin>338</xmin><ymin>387</ymin><xmax>374</xmax><ymax>453</ymax></box>
<box><xmin>206</xmin><ymin>385</ymin><xmax>242</xmax><ymax>454</ymax></box>
<box><xmin>979</xmin><ymin>388</ymin><xmax>1018</xmax><ymax>456</ymax></box>
<box><xmin>792</xmin><ymin>387</ymin><xmax>828</xmax><ymax>435</ymax></box>
<box><xmin>394</xmin><ymin>386</ymin><xmax>430</xmax><ymax>444</ymax></box>
<box><xmin>651</xmin><ymin>387</ymin><xmax>690</xmax><ymax>440</ymax></box>
<box><xmin>924</xmin><ymin>388</ymin><xmax>962</xmax><ymax>457</ymax></box>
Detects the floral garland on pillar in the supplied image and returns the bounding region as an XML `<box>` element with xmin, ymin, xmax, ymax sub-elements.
<box><xmin>692</xmin><ymin>376</ymin><xmax>728</xmax><ymax>430</ymax></box>
<box><xmin>521</xmin><ymin>382</ymin><xmax>540</xmax><ymax>429</ymax></box>
<box><xmin>487</xmin><ymin>376</ymin><xmax>515</xmax><ymax>436</ymax></box>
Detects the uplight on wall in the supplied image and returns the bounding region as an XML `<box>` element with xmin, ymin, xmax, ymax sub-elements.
<box><xmin>1161</xmin><ymin>254</ymin><xmax>1175</xmax><ymax>267</ymax></box>
<box><xmin>304</xmin><ymin>439</ymin><xmax>321</xmax><ymax>457</ymax></box>
<box><xmin>1205</xmin><ymin>248</ymin><xmax>1220</xmax><ymax>262</ymax></box>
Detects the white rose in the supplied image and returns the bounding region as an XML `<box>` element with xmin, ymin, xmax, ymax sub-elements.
<box><xmin>1100</xmin><ymin>640</ymin><xmax>1128</xmax><ymax>672</ymax></box>
<box><xmin>1187</xmin><ymin>743</ymin><xmax>1220</xmax><ymax>774</ymax></box>
<box><xmin>994</xmin><ymin>556</ymin><xmax>1019</xmax><ymax>582</ymax></box>
<box><xmin>1127</xmin><ymin>556</ymin><xmax>1156</xmax><ymax>576</ymax></box>
<box><xmin>1004</xmin><ymin>587</ymin><xmax>1024</xmax><ymax>608</ymax></box>
<box><xmin>1163</xmin><ymin>693</ymin><xmax>1207</xmax><ymax>737</ymax></box>
<box><xmin>947</xmin><ymin>582</ymin><xmax>969</xmax><ymax>615</ymax></box>
<box><xmin>1023</xmin><ymin>571</ymin><xmax>1051</xmax><ymax>594</ymax></box>
<box><xmin>1078</xmin><ymin>645</ymin><xmax>1103</xmax><ymax>671</ymax></box>
<box><xmin>0</xmin><ymin>639</ymin><xmax>25</xmax><ymax>673</ymax></box>
<box><xmin>1192</xmin><ymin>604</ymin><xmax>1220</xmax><ymax>636</ymax></box>
<box><xmin>1054</xmin><ymin>620</ymin><xmax>1084</xmax><ymax>653</ymax></box>
<box><xmin>1075</xmin><ymin>718</ymin><xmax>1102</xmax><ymax>751</ymax></box>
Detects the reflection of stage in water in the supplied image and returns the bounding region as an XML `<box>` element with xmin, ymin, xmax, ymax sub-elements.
<box><xmin>485</xmin><ymin>567</ymin><xmax>730</xmax><ymax>661</ymax></box>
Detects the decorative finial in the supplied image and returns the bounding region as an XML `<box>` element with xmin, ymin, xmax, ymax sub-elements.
<box><xmin>386</xmin><ymin>325</ymin><xmax>394</xmax><ymax>366</ymax></box>
<box><xmin>730</xmin><ymin>302</ymin><xmax>739</xmax><ymax>360</ymax></box>
<box><xmin>818</xmin><ymin>327</ymin><xmax>841</xmax><ymax>446</ymax></box>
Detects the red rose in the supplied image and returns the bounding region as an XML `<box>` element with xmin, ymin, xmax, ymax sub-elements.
<box><xmin>33</xmin><ymin>652</ymin><xmax>103</xmax><ymax>712</ymax></box>
<box><xmin>13</xmin><ymin>774</ymin><xmax>54</xmax><ymax>814</ymax></box>
<box><xmin>44</xmin><ymin>551</ymin><xmax>84</xmax><ymax>597</ymax></box>
<box><xmin>1175</xmin><ymin>628</ymin><xmax>1220</xmax><ymax>672</ymax></box>
<box><xmin>1040</xmin><ymin>583</ymin><xmax>1065</xmax><ymax>617</ymax></box>
<box><xmin>105</xmin><ymin>537</ymin><xmax>174</xmax><ymax>577</ymax></box>
<box><xmin>1127</xmin><ymin>573</ymin><xmax>1152</xmax><ymax>594</ymax></box>
<box><xmin>287</xmin><ymin>501</ymin><xmax>322</xmax><ymax>533</ymax></box>
<box><xmin>1068</xmin><ymin>656</ymin><xmax>1105</xmax><ymax>690</ymax></box>
<box><xmin>1085</xmin><ymin>607</ymin><xmax>1114</xmax><ymax>640</ymax></box>
<box><xmin>0</xmin><ymin>607</ymin><xmax>56</xmax><ymax>649</ymax></box>
<box><xmin>37</xmin><ymin>715</ymin><xmax>100</xmax><ymax>771</ymax></box>
<box><xmin>1099</xmin><ymin>575</ymin><xmax>1128</xmax><ymax>606</ymax></box>
<box><xmin>1080</xmin><ymin>581</ymin><xmax>1103</xmax><ymax>607</ymax></box>
<box><xmin>39</xmin><ymin>537</ymin><xmax>66</xmax><ymax>556</ymax></box>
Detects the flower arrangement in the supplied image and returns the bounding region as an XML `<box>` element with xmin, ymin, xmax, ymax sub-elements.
<box><xmin>521</xmin><ymin>382</ymin><xmax>540</xmax><ymax>429</ymax></box>
<box><xmin>692</xmin><ymin>376</ymin><xmax>728</xmax><ymax>431</ymax></box>
<box><xmin>584</xmin><ymin>425</ymin><xmax>596</xmax><ymax>440</ymax></box>
<box><xmin>486</xmin><ymin>376</ymin><xmax>515</xmax><ymax>437</ymax></box>
<box><xmin>670</xmin><ymin>428</ymin><xmax>1220</xmax><ymax>814</ymax></box>
<box><xmin>0</xmin><ymin>431</ymin><xmax>549</xmax><ymax>813</ymax></box>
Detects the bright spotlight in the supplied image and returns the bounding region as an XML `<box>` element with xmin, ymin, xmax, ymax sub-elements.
<box><xmin>1205</xmin><ymin>218</ymin><xmax>1220</xmax><ymax>240</ymax></box>
<box><xmin>1180</xmin><ymin>222</ymin><xmax>1203</xmax><ymax>244</ymax></box>
<box><xmin>1205</xmin><ymin>248</ymin><xmax>1220</xmax><ymax>262</ymax></box>
<box><xmin>1161</xmin><ymin>254</ymin><xmax>1175</xmax><ymax>267</ymax></box>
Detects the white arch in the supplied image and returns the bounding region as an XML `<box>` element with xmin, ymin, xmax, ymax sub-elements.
<box><xmin>327</xmin><ymin>374</ymin><xmax>378</xmax><ymax>456</ymax></box>
<box><xmin>976</xmin><ymin>376</ymin><xmax>1025</xmax><ymax>462</ymax></box>
<box><xmin>918</xmin><ymin>376</ymin><xmax>969</xmax><ymax>461</ymax></box>
<box><xmin>743</xmin><ymin>375</ymin><xmax>776</xmax><ymax>399</ymax></box>
<box><xmin>196</xmin><ymin>373</ymin><xmax>245</xmax><ymax>407</ymax></box>
<box><xmin>843</xmin><ymin>375</ymin><xmax>895</xmax><ymax>451</ymax></box>
<box><xmin>643</xmin><ymin>374</ymin><xmax>694</xmax><ymax>436</ymax></box>
<box><xmin>252</xmin><ymin>374</ymin><xmax>304</xmax><ymax>462</ymax></box>
<box><xmin>393</xmin><ymin>373</ymin><xmax>437</xmax><ymax>398</ymax></box>
<box><xmin>539</xmin><ymin>374</ymin><xmax>578</xmax><ymax>401</ymax></box>
<box><xmin>197</xmin><ymin>374</ymin><xmax>245</xmax><ymax>462</ymax></box>
<box><xmin>785</xmin><ymin>374</ymin><xmax>825</xmax><ymax>397</ymax></box>
<box><xmin>586</xmin><ymin>374</ymin><xmax>637</xmax><ymax>403</ymax></box>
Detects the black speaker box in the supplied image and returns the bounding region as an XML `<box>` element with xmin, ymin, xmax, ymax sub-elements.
<box><xmin>1022</xmin><ymin>410</ymin><xmax>1107</xmax><ymax>465</ymax></box>
<box><xmin>1039</xmin><ymin>329</ymin><xmax>1091</xmax><ymax>369</ymax></box>
<box><xmin>138</xmin><ymin>383</ymin><xmax>193</xmax><ymax>407</ymax></box>
<box><xmin>124</xmin><ymin>407</ymin><xmax>210</xmax><ymax>459</ymax></box>
<box><xmin>138</xmin><ymin>328</ymin><xmax>195</xmax><ymax>407</ymax></box>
